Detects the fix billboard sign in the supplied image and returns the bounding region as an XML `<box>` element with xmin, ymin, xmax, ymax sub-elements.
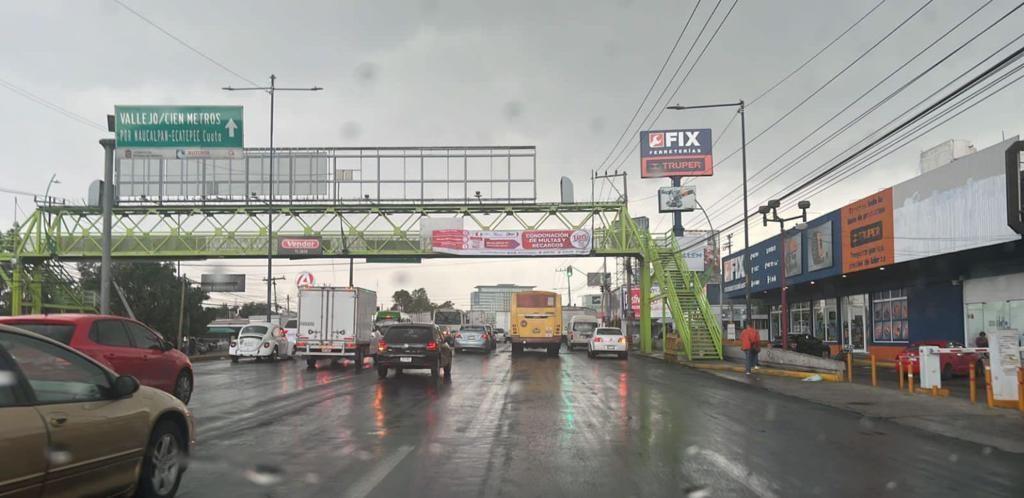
<box><xmin>640</xmin><ymin>128</ymin><xmax>713</xmax><ymax>177</ymax></box>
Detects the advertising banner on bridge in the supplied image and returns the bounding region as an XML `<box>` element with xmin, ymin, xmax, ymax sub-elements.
<box><xmin>431</xmin><ymin>229</ymin><xmax>592</xmax><ymax>256</ymax></box>
<box><xmin>640</xmin><ymin>128</ymin><xmax>713</xmax><ymax>177</ymax></box>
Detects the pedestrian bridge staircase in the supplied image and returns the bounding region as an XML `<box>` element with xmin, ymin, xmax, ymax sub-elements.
<box><xmin>625</xmin><ymin>219</ymin><xmax>723</xmax><ymax>360</ymax></box>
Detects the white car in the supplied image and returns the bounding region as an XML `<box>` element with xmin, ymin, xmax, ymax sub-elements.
<box><xmin>587</xmin><ymin>327</ymin><xmax>628</xmax><ymax>360</ymax></box>
<box><xmin>492</xmin><ymin>328</ymin><xmax>508</xmax><ymax>344</ymax></box>
<box><xmin>229</xmin><ymin>322</ymin><xmax>294</xmax><ymax>362</ymax></box>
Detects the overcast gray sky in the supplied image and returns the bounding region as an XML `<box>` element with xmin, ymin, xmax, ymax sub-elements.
<box><xmin>3</xmin><ymin>0</ymin><xmax>1022</xmax><ymax>309</ymax></box>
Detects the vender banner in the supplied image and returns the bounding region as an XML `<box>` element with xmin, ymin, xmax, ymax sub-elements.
<box><xmin>841</xmin><ymin>188</ymin><xmax>894</xmax><ymax>273</ymax></box>
<box><xmin>432</xmin><ymin>229</ymin><xmax>592</xmax><ymax>256</ymax></box>
<box><xmin>640</xmin><ymin>128</ymin><xmax>713</xmax><ymax>177</ymax></box>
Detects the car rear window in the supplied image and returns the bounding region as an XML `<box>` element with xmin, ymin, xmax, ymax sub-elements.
<box><xmin>384</xmin><ymin>327</ymin><xmax>434</xmax><ymax>343</ymax></box>
<box><xmin>239</xmin><ymin>325</ymin><xmax>268</xmax><ymax>337</ymax></box>
<box><xmin>573</xmin><ymin>322</ymin><xmax>597</xmax><ymax>333</ymax></box>
<box><xmin>596</xmin><ymin>328</ymin><xmax>621</xmax><ymax>336</ymax></box>
<box><xmin>462</xmin><ymin>326</ymin><xmax>485</xmax><ymax>332</ymax></box>
<box><xmin>9</xmin><ymin>323</ymin><xmax>76</xmax><ymax>345</ymax></box>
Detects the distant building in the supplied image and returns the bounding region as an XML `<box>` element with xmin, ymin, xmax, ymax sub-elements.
<box><xmin>470</xmin><ymin>284</ymin><xmax>536</xmax><ymax>313</ymax></box>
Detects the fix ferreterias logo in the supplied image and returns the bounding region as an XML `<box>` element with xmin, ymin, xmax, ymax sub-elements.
<box><xmin>648</xmin><ymin>132</ymin><xmax>665</xmax><ymax>148</ymax></box>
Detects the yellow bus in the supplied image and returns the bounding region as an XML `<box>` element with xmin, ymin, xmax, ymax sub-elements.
<box><xmin>510</xmin><ymin>290</ymin><xmax>563</xmax><ymax>356</ymax></box>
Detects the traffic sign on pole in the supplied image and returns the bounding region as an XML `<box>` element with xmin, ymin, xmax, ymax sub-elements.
<box><xmin>114</xmin><ymin>105</ymin><xmax>243</xmax><ymax>159</ymax></box>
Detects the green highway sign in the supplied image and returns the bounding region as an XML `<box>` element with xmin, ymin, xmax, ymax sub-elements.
<box><xmin>114</xmin><ymin>105</ymin><xmax>243</xmax><ymax>159</ymax></box>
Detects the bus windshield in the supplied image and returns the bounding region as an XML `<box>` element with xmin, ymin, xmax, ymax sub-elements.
<box><xmin>517</xmin><ymin>294</ymin><xmax>556</xmax><ymax>308</ymax></box>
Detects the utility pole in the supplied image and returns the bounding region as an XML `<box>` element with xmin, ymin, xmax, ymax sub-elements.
<box><xmin>99</xmin><ymin>138</ymin><xmax>115</xmax><ymax>314</ymax></box>
<box><xmin>262</xmin><ymin>276</ymin><xmax>285</xmax><ymax>319</ymax></box>
<box><xmin>725</xmin><ymin>234</ymin><xmax>734</xmax><ymax>335</ymax></box>
<box><xmin>225</xmin><ymin>75</ymin><xmax>323</xmax><ymax>325</ymax></box>
<box><xmin>591</xmin><ymin>171</ymin><xmax>629</xmax><ymax>202</ymax></box>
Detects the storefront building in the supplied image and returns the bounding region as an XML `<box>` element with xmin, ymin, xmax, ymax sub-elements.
<box><xmin>723</xmin><ymin>137</ymin><xmax>1024</xmax><ymax>360</ymax></box>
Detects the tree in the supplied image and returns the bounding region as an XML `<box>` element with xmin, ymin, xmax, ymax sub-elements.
<box><xmin>78</xmin><ymin>261</ymin><xmax>216</xmax><ymax>345</ymax></box>
<box><xmin>238</xmin><ymin>301</ymin><xmax>270</xmax><ymax>318</ymax></box>
<box><xmin>391</xmin><ymin>288</ymin><xmax>454</xmax><ymax>313</ymax></box>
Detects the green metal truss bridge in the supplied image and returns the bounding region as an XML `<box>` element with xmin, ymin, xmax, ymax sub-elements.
<box><xmin>0</xmin><ymin>201</ymin><xmax>722</xmax><ymax>360</ymax></box>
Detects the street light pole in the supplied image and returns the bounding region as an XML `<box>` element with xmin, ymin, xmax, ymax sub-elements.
<box><xmin>225</xmin><ymin>75</ymin><xmax>322</xmax><ymax>322</ymax></box>
<box><xmin>759</xmin><ymin>199</ymin><xmax>810</xmax><ymax>350</ymax></box>
<box><xmin>666</xmin><ymin>100</ymin><xmax>751</xmax><ymax>323</ymax></box>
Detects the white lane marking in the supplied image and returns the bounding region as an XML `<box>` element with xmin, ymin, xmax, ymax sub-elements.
<box><xmin>342</xmin><ymin>444</ymin><xmax>415</xmax><ymax>498</ymax></box>
<box><xmin>697</xmin><ymin>448</ymin><xmax>779</xmax><ymax>498</ymax></box>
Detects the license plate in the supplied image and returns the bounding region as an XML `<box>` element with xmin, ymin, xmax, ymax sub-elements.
<box><xmin>321</xmin><ymin>345</ymin><xmax>333</xmax><ymax>352</ymax></box>
<box><xmin>400</xmin><ymin>357</ymin><xmax>412</xmax><ymax>363</ymax></box>
<box><xmin>606</xmin><ymin>345</ymin><xmax>617</xmax><ymax>350</ymax></box>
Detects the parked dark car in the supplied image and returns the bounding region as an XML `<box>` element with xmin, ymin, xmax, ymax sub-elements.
<box><xmin>377</xmin><ymin>324</ymin><xmax>453</xmax><ymax>380</ymax></box>
<box><xmin>770</xmin><ymin>333</ymin><xmax>831</xmax><ymax>357</ymax></box>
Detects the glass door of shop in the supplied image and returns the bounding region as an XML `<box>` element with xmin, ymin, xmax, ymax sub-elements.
<box><xmin>841</xmin><ymin>294</ymin><xmax>868</xmax><ymax>352</ymax></box>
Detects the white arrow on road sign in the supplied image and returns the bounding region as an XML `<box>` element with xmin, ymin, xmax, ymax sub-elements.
<box><xmin>225</xmin><ymin>119</ymin><xmax>238</xmax><ymax>138</ymax></box>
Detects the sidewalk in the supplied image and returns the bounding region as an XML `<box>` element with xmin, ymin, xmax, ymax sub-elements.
<box><xmin>638</xmin><ymin>352</ymin><xmax>1024</xmax><ymax>454</ymax></box>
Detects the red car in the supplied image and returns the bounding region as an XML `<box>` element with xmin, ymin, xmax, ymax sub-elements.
<box><xmin>0</xmin><ymin>314</ymin><xmax>194</xmax><ymax>404</ymax></box>
<box><xmin>895</xmin><ymin>341</ymin><xmax>983</xmax><ymax>380</ymax></box>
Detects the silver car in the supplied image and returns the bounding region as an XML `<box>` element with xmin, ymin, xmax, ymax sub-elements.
<box><xmin>455</xmin><ymin>325</ymin><xmax>492</xmax><ymax>353</ymax></box>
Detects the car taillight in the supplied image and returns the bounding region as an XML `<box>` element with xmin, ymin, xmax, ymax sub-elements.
<box><xmin>594</xmin><ymin>337</ymin><xmax>602</xmax><ymax>343</ymax></box>
<box><xmin>263</xmin><ymin>342</ymin><xmax>271</xmax><ymax>348</ymax></box>
<box><xmin>378</xmin><ymin>340</ymin><xmax>387</xmax><ymax>352</ymax></box>
<box><xmin>426</xmin><ymin>341</ymin><xmax>438</xmax><ymax>351</ymax></box>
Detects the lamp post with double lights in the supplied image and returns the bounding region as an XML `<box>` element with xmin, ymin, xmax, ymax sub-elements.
<box><xmin>225</xmin><ymin>75</ymin><xmax>323</xmax><ymax>322</ymax></box>
<box><xmin>666</xmin><ymin>101</ymin><xmax>750</xmax><ymax>323</ymax></box>
<box><xmin>759</xmin><ymin>199</ymin><xmax>810</xmax><ymax>350</ymax></box>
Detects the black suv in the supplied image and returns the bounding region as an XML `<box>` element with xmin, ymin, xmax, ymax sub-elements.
<box><xmin>770</xmin><ymin>333</ymin><xmax>831</xmax><ymax>357</ymax></box>
<box><xmin>377</xmin><ymin>324</ymin><xmax>453</xmax><ymax>380</ymax></box>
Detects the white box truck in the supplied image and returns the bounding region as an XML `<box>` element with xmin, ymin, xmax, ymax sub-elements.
<box><xmin>296</xmin><ymin>287</ymin><xmax>378</xmax><ymax>370</ymax></box>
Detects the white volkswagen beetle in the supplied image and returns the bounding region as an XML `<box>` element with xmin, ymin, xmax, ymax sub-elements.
<box><xmin>229</xmin><ymin>322</ymin><xmax>294</xmax><ymax>362</ymax></box>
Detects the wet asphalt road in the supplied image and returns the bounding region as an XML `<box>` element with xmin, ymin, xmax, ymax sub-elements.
<box><xmin>178</xmin><ymin>345</ymin><xmax>1024</xmax><ymax>497</ymax></box>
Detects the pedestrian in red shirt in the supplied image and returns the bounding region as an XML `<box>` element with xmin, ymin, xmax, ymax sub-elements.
<box><xmin>740</xmin><ymin>321</ymin><xmax>760</xmax><ymax>374</ymax></box>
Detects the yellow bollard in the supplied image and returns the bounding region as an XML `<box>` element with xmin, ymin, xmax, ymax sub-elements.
<box><xmin>847</xmin><ymin>353</ymin><xmax>853</xmax><ymax>383</ymax></box>
<box><xmin>930</xmin><ymin>386</ymin><xmax>938</xmax><ymax>397</ymax></box>
<box><xmin>908</xmin><ymin>368</ymin><xmax>914</xmax><ymax>394</ymax></box>
<box><xmin>898</xmin><ymin>360</ymin><xmax>904</xmax><ymax>391</ymax></box>
<box><xmin>969</xmin><ymin>365</ymin><xmax>977</xmax><ymax>404</ymax></box>
<box><xmin>871</xmin><ymin>354</ymin><xmax>878</xmax><ymax>387</ymax></box>
<box><xmin>985</xmin><ymin>366</ymin><xmax>993</xmax><ymax>408</ymax></box>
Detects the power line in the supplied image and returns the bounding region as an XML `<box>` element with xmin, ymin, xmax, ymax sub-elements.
<box><xmin>612</xmin><ymin>0</ymin><xmax>883</xmax><ymax>177</ymax></box>
<box><xmin>748</xmin><ymin>0</ymin><xmax>889</xmax><ymax>107</ymax></box>
<box><xmin>703</xmin><ymin>19</ymin><xmax>1024</xmax><ymax>232</ymax></box>
<box><xmin>698</xmin><ymin>0</ymin><xmax>1011</xmax><ymax>223</ymax></box>
<box><xmin>675</xmin><ymin>41</ymin><xmax>1024</xmax><ymax>254</ymax></box>
<box><xmin>601</xmin><ymin>0</ymin><xmax>729</xmax><ymax>175</ymax></box>
<box><xmin>111</xmin><ymin>0</ymin><xmax>260</xmax><ymax>87</ymax></box>
<box><xmin>595</xmin><ymin>0</ymin><xmax>703</xmax><ymax>173</ymax></box>
<box><xmin>0</xmin><ymin>78</ymin><xmax>106</xmax><ymax>131</ymax></box>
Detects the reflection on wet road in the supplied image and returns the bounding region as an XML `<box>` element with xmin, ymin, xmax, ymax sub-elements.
<box><xmin>178</xmin><ymin>347</ymin><xmax>1024</xmax><ymax>497</ymax></box>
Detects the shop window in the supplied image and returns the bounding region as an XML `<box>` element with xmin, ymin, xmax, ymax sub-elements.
<box><xmin>790</xmin><ymin>302</ymin><xmax>811</xmax><ymax>335</ymax></box>
<box><xmin>770</xmin><ymin>305</ymin><xmax>781</xmax><ymax>341</ymax></box>
<box><xmin>872</xmin><ymin>289</ymin><xmax>908</xmax><ymax>343</ymax></box>
<box><xmin>814</xmin><ymin>299</ymin><xmax>838</xmax><ymax>342</ymax></box>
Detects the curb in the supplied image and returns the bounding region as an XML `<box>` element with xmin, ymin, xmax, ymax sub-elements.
<box><xmin>853</xmin><ymin>358</ymin><xmax>897</xmax><ymax>368</ymax></box>
<box><xmin>634</xmin><ymin>351</ymin><xmax>843</xmax><ymax>382</ymax></box>
<box><xmin>680</xmin><ymin>361</ymin><xmax>844</xmax><ymax>382</ymax></box>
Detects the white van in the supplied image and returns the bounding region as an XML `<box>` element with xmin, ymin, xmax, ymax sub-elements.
<box><xmin>567</xmin><ymin>315</ymin><xmax>600</xmax><ymax>351</ymax></box>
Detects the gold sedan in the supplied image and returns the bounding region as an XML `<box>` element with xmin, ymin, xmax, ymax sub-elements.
<box><xmin>0</xmin><ymin>324</ymin><xmax>195</xmax><ymax>498</ymax></box>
